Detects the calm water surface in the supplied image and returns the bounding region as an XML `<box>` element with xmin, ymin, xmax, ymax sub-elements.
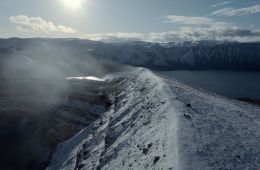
<box><xmin>161</xmin><ymin>71</ymin><xmax>260</xmax><ymax>99</ymax></box>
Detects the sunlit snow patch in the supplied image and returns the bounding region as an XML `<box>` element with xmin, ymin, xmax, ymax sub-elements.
<box><xmin>66</xmin><ymin>76</ymin><xmax>104</xmax><ymax>81</ymax></box>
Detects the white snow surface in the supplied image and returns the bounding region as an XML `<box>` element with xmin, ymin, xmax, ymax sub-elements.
<box><xmin>47</xmin><ymin>68</ymin><xmax>260</xmax><ymax>170</ymax></box>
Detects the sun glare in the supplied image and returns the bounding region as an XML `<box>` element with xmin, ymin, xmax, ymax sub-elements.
<box><xmin>60</xmin><ymin>0</ymin><xmax>84</xmax><ymax>10</ymax></box>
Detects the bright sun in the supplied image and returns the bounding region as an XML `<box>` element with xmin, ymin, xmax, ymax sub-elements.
<box><xmin>60</xmin><ymin>0</ymin><xmax>84</xmax><ymax>10</ymax></box>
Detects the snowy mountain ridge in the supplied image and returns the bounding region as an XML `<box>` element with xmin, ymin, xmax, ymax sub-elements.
<box><xmin>47</xmin><ymin>68</ymin><xmax>260</xmax><ymax>170</ymax></box>
<box><xmin>48</xmin><ymin>68</ymin><xmax>178</xmax><ymax>169</ymax></box>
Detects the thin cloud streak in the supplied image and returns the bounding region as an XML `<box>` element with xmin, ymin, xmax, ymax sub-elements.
<box><xmin>210</xmin><ymin>1</ymin><xmax>233</xmax><ymax>8</ymax></box>
<box><xmin>164</xmin><ymin>15</ymin><xmax>215</xmax><ymax>25</ymax></box>
<box><xmin>164</xmin><ymin>15</ymin><xmax>231</xmax><ymax>27</ymax></box>
<box><xmin>211</xmin><ymin>4</ymin><xmax>260</xmax><ymax>16</ymax></box>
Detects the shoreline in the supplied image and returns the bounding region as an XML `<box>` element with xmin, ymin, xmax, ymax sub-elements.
<box><xmin>237</xmin><ymin>98</ymin><xmax>260</xmax><ymax>107</ymax></box>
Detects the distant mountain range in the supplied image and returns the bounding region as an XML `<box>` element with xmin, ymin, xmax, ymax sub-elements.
<box><xmin>0</xmin><ymin>38</ymin><xmax>260</xmax><ymax>72</ymax></box>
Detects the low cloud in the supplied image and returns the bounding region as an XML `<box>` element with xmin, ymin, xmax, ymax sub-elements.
<box><xmin>148</xmin><ymin>27</ymin><xmax>260</xmax><ymax>42</ymax></box>
<box><xmin>80</xmin><ymin>27</ymin><xmax>260</xmax><ymax>43</ymax></box>
<box><xmin>158</xmin><ymin>14</ymin><xmax>260</xmax><ymax>42</ymax></box>
<box><xmin>10</xmin><ymin>15</ymin><xmax>77</xmax><ymax>35</ymax></box>
<box><xmin>211</xmin><ymin>4</ymin><xmax>260</xmax><ymax>16</ymax></box>
<box><xmin>82</xmin><ymin>32</ymin><xmax>145</xmax><ymax>42</ymax></box>
<box><xmin>210</xmin><ymin>1</ymin><xmax>233</xmax><ymax>8</ymax></box>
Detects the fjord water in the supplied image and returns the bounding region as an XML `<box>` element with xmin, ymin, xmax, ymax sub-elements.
<box><xmin>161</xmin><ymin>71</ymin><xmax>260</xmax><ymax>99</ymax></box>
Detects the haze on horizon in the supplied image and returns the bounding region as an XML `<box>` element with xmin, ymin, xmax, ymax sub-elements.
<box><xmin>1</xmin><ymin>0</ymin><xmax>260</xmax><ymax>42</ymax></box>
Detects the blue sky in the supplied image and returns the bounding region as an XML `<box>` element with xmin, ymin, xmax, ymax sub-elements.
<box><xmin>1</xmin><ymin>0</ymin><xmax>260</xmax><ymax>42</ymax></box>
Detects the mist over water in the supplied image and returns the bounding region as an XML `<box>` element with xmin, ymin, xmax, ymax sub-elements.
<box><xmin>2</xmin><ymin>40</ymin><xmax>103</xmax><ymax>78</ymax></box>
<box><xmin>0</xmin><ymin>39</ymin><xmax>133</xmax><ymax>110</ymax></box>
<box><xmin>66</xmin><ymin>76</ymin><xmax>105</xmax><ymax>81</ymax></box>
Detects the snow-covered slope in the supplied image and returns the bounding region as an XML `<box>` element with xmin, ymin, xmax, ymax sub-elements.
<box><xmin>48</xmin><ymin>68</ymin><xmax>260</xmax><ymax>170</ymax></box>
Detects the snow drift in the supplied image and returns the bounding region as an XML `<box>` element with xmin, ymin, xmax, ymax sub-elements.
<box><xmin>48</xmin><ymin>68</ymin><xmax>260</xmax><ymax>170</ymax></box>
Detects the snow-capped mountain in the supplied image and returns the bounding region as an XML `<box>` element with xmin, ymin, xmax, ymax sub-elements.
<box><xmin>0</xmin><ymin>38</ymin><xmax>260</xmax><ymax>72</ymax></box>
<box><xmin>96</xmin><ymin>40</ymin><xmax>260</xmax><ymax>70</ymax></box>
<box><xmin>47</xmin><ymin>68</ymin><xmax>260</xmax><ymax>170</ymax></box>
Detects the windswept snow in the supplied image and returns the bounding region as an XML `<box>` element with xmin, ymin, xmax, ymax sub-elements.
<box><xmin>48</xmin><ymin>68</ymin><xmax>260</xmax><ymax>170</ymax></box>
